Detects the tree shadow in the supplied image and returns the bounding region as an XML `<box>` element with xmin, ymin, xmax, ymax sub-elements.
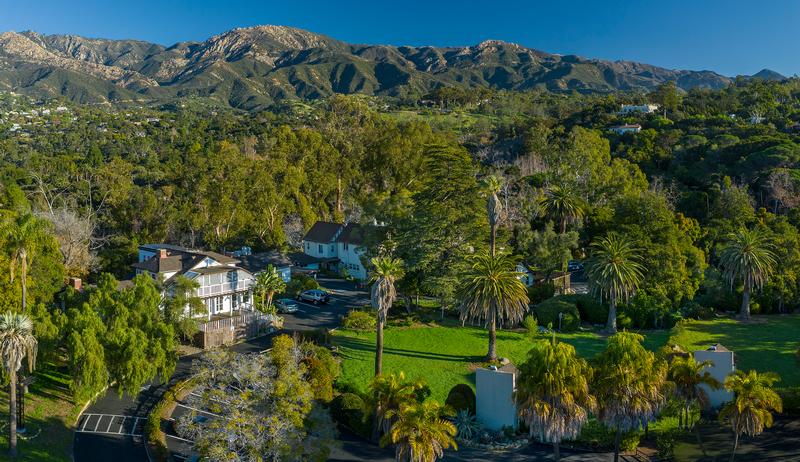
<box><xmin>334</xmin><ymin>336</ymin><xmax>484</xmax><ymax>363</ymax></box>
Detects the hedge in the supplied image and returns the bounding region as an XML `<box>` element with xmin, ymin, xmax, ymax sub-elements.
<box><xmin>330</xmin><ymin>392</ymin><xmax>371</xmax><ymax>438</ymax></box>
<box><xmin>146</xmin><ymin>377</ymin><xmax>198</xmax><ymax>462</ymax></box>
<box><xmin>445</xmin><ymin>384</ymin><xmax>476</xmax><ymax>415</ymax></box>
<box><xmin>533</xmin><ymin>297</ymin><xmax>580</xmax><ymax>331</ymax></box>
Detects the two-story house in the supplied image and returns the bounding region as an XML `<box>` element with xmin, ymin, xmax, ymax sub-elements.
<box><xmin>301</xmin><ymin>221</ymin><xmax>368</xmax><ymax>280</ymax></box>
<box><xmin>133</xmin><ymin>244</ymin><xmax>255</xmax><ymax>319</ymax></box>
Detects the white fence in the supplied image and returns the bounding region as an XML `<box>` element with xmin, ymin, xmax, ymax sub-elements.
<box><xmin>198</xmin><ymin>311</ymin><xmax>279</xmax><ymax>332</ymax></box>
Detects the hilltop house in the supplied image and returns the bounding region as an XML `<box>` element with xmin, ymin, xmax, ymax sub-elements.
<box><xmin>300</xmin><ymin>221</ymin><xmax>369</xmax><ymax>280</ymax></box>
<box><xmin>133</xmin><ymin>244</ymin><xmax>255</xmax><ymax>319</ymax></box>
<box><xmin>610</xmin><ymin>124</ymin><xmax>642</xmax><ymax>135</ymax></box>
<box><xmin>619</xmin><ymin>104</ymin><xmax>660</xmax><ymax>115</ymax></box>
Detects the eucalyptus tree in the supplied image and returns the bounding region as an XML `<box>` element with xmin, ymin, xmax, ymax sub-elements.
<box><xmin>370</xmin><ymin>256</ymin><xmax>405</xmax><ymax>376</ymax></box>
<box><xmin>382</xmin><ymin>400</ymin><xmax>457</xmax><ymax>462</ymax></box>
<box><xmin>585</xmin><ymin>233</ymin><xmax>644</xmax><ymax>333</ymax></box>
<box><xmin>457</xmin><ymin>252</ymin><xmax>529</xmax><ymax>361</ymax></box>
<box><xmin>516</xmin><ymin>335</ymin><xmax>596</xmax><ymax>461</ymax></box>
<box><xmin>0</xmin><ymin>313</ymin><xmax>37</xmax><ymax>457</ymax></box>
<box><xmin>593</xmin><ymin>332</ymin><xmax>667</xmax><ymax>462</ymax></box>
<box><xmin>540</xmin><ymin>184</ymin><xmax>585</xmax><ymax>234</ymax></box>
<box><xmin>253</xmin><ymin>265</ymin><xmax>286</xmax><ymax>314</ymax></box>
<box><xmin>720</xmin><ymin>370</ymin><xmax>782</xmax><ymax>462</ymax></box>
<box><xmin>719</xmin><ymin>229</ymin><xmax>776</xmax><ymax>320</ymax></box>
<box><xmin>668</xmin><ymin>353</ymin><xmax>721</xmax><ymax>429</ymax></box>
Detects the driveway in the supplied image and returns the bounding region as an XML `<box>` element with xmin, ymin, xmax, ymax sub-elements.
<box><xmin>73</xmin><ymin>277</ymin><xmax>368</xmax><ymax>462</ymax></box>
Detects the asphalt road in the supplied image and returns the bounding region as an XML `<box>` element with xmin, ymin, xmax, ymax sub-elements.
<box><xmin>73</xmin><ymin>277</ymin><xmax>368</xmax><ymax>462</ymax></box>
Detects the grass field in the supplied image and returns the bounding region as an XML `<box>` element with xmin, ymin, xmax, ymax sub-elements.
<box><xmin>334</xmin><ymin>324</ymin><xmax>670</xmax><ymax>401</ymax></box>
<box><xmin>0</xmin><ymin>365</ymin><xmax>80</xmax><ymax>462</ymax></box>
<box><xmin>669</xmin><ymin>315</ymin><xmax>800</xmax><ymax>388</ymax></box>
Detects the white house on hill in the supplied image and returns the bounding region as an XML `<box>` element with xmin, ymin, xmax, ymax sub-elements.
<box><xmin>619</xmin><ymin>104</ymin><xmax>660</xmax><ymax>115</ymax></box>
<box><xmin>301</xmin><ymin>221</ymin><xmax>369</xmax><ymax>280</ymax></box>
<box><xmin>133</xmin><ymin>244</ymin><xmax>255</xmax><ymax>319</ymax></box>
<box><xmin>610</xmin><ymin>124</ymin><xmax>642</xmax><ymax>135</ymax></box>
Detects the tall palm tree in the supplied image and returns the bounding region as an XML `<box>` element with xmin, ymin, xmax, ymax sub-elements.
<box><xmin>253</xmin><ymin>265</ymin><xmax>286</xmax><ymax>314</ymax></box>
<box><xmin>366</xmin><ymin>371</ymin><xmax>426</xmax><ymax>443</ymax></box>
<box><xmin>3</xmin><ymin>213</ymin><xmax>48</xmax><ymax>313</ymax></box>
<box><xmin>0</xmin><ymin>313</ymin><xmax>37</xmax><ymax>458</ymax></box>
<box><xmin>593</xmin><ymin>332</ymin><xmax>667</xmax><ymax>462</ymax></box>
<box><xmin>516</xmin><ymin>335</ymin><xmax>596</xmax><ymax>461</ymax></box>
<box><xmin>457</xmin><ymin>252</ymin><xmax>529</xmax><ymax>361</ymax></box>
<box><xmin>370</xmin><ymin>256</ymin><xmax>405</xmax><ymax>376</ymax></box>
<box><xmin>540</xmin><ymin>184</ymin><xmax>585</xmax><ymax>234</ymax></box>
<box><xmin>720</xmin><ymin>370</ymin><xmax>782</xmax><ymax>462</ymax></box>
<box><xmin>668</xmin><ymin>353</ymin><xmax>721</xmax><ymax>429</ymax></box>
<box><xmin>719</xmin><ymin>229</ymin><xmax>776</xmax><ymax>320</ymax></box>
<box><xmin>382</xmin><ymin>400</ymin><xmax>457</xmax><ymax>462</ymax></box>
<box><xmin>483</xmin><ymin>175</ymin><xmax>503</xmax><ymax>256</ymax></box>
<box><xmin>585</xmin><ymin>233</ymin><xmax>644</xmax><ymax>333</ymax></box>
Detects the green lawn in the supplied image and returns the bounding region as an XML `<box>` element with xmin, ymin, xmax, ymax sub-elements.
<box><xmin>0</xmin><ymin>365</ymin><xmax>80</xmax><ymax>462</ymax></box>
<box><xmin>669</xmin><ymin>315</ymin><xmax>800</xmax><ymax>387</ymax></box>
<box><xmin>334</xmin><ymin>325</ymin><xmax>670</xmax><ymax>401</ymax></box>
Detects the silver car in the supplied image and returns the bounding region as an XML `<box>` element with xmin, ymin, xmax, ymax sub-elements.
<box><xmin>275</xmin><ymin>298</ymin><xmax>299</xmax><ymax>313</ymax></box>
<box><xmin>297</xmin><ymin>289</ymin><xmax>330</xmax><ymax>304</ymax></box>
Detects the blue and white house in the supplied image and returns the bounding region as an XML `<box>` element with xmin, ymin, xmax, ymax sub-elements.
<box><xmin>299</xmin><ymin>221</ymin><xmax>369</xmax><ymax>280</ymax></box>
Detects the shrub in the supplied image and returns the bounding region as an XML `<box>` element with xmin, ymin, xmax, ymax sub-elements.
<box><xmin>778</xmin><ymin>387</ymin><xmax>800</xmax><ymax>414</ymax></box>
<box><xmin>528</xmin><ymin>282</ymin><xmax>555</xmax><ymax>304</ymax></box>
<box><xmin>533</xmin><ymin>297</ymin><xmax>580</xmax><ymax>331</ymax></box>
<box><xmin>331</xmin><ymin>393</ymin><xmax>371</xmax><ymax>438</ymax></box>
<box><xmin>342</xmin><ymin>310</ymin><xmax>376</xmax><ymax>330</ymax></box>
<box><xmin>306</xmin><ymin>357</ymin><xmax>335</xmax><ymax>402</ymax></box>
<box><xmin>445</xmin><ymin>384</ymin><xmax>476</xmax><ymax>415</ymax></box>
<box><xmin>523</xmin><ymin>314</ymin><xmax>538</xmax><ymax>338</ymax></box>
<box><xmin>561</xmin><ymin>294</ymin><xmax>607</xmax><ymax>324</ymax></box>
<box><xmin>621</xmin><ymin>293</ymin><xmax>673</xmax><ymax>329</ymax></box>
<box><xmin>453</xmin><ymin>409</ymin><xmax>480</xmax><ymax>441</ymax></box>
<box><xmin>573</xmin><ymin>419</ymin><xmax>641</xmax><ymax>451</ymax></box>
<box><xmin>285</xmin><ymin>273</ymin><xmax>320</xmax><ymax>296</ymax></box>
<box><xmin>681</xmin><ymin>301</ymin><xmax>715</xmax><ymax>320</ymax></box>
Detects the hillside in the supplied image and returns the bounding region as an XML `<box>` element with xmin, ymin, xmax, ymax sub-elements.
<box><xmin>0</xmin><ymin>25</ymin><xmax>766</xmax><ymax>109</ymax></box>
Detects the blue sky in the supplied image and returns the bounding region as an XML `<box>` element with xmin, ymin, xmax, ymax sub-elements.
<box><xmin>2</xmin><ymin>0</ymin><xmax>798</xmax><ymax>76</ymax></box>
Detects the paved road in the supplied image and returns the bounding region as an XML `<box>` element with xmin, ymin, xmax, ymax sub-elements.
<box><xmin>74</xmin><ymin>277</ymin><xmax>367</xmax><ymax>462</ymax></box>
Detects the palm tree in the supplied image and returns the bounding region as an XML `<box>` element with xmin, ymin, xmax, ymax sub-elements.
<box><xmin>516</xmin><ymin>335</ymin><xmax>596</xmax><ymax>461</ymax></box>
<box><xmin>719</xmin><ymin>229</ymin><xmax>776</xmax><ymax>320</ymax></box>
<box><xmin>382</xmin><ymin>400</ymin><xmax>457</xmax><ymax>462</ymax></box>
<box><xmin>593</xmin><ymin>332</ymin><xmax>667</xmax><ymax>462</ymax></box>
<box><xmin>366</xmin><ymin>371</ymin><xmax>426</xmax><ymax>443</ymax></box>
<box><xmin>483</xmin><ymin>175</ymin><xmax>503</xmax><ymax>256</ymax></box>
<box><xmin>0</xmin><ymin>313</ymin><xmax>38</xmax><ymax>458</ymax></box>
<box><xmin>719</xmin><ymin>370</ymin><xmax>782</xmax><ymax>462</ymax></box>
<box><xmin>457</xmin><ymin>252</ymin><xmax>529</xmax><ymax>361</ymax></box>
<box><xmin>253</xmin><ymin>265</ymin><xmax>286</xmax><ymax>314</ymax></box>
<box><xmin>3</xmin><ymin>213</ymin><xmax>48</xmax><ymax>313</ymax></box>
<box><xmin>668</xmin><ymin>353</ymin><xmax>721</xmax><ymax>429</ymax></box>
<box><xmin>370</xmin><ymin>256</ymin><xmax>405</xmax><ymax>376</ymax></box>
<box><xmin>540</xmin><ymin>184</ymin><xmax>585</xmax><ymax>234</ymax></box>
<box><xmin>585</xmin><ymin>233</ymin><xmax>644</xmax><ymax>333</ymax></box>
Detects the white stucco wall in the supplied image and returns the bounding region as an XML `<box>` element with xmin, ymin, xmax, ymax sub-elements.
<box><xmin>694</xmin><ymin>349</ymin><xmax>735</xmax><ymax>408</ymax></box>
<box><xmin>303</xmin><ymin>240</ymin><xmax>336</xmax><ymax>258</ymax></box>
<box><xmin>337</xmin><ymin>243</ymin><xmax>367</xmax><ymax>279</ymax></box>
<box><xmin>476</xmin><ymin>367</ymin><xmax>517</xmax><ymax>431</ymax></box>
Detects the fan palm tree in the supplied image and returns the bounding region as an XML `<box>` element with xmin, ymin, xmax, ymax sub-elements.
<box><xmin>253</xmin><ymin>265</ymin><xmax>286</xmax><ymax>314</ymax></box>
<box><xmin>719</xmin><ymin>229</ymin><xmax>776</xmax><ymax>320</ymax></box>
<box><xmin>3</xmin><ymin>213</ymin><xmax>48</xmax><ymax>313</ymax></box>
<box><xmin>366</xmin><ymin>372</ymin><xmax>426</xmax><ymax>443</ymax></box>
<box><xmin>382</xmin><ymin>400</ymin><xmax>457</xmax><ymax>462</ymax></box>
<box><xmin>593</xmin><ymin>332</ymin><xmax>667</xmax><ymax>462</ymax></box>
<box><xmin>483</xmin><ymin>175</ymin><xmax>503</xmax><ymax>256</ymax></box>
<box><xmin>540</xmin><ymin>184</ymin><xmax>585</xmax><ymax>234</ymax></box>
<box><xmin>370</xmin><ymin>256</ymin><xmax>405</xmax><ymax>376</ymax></box>
<box><xmin>585</xmin><ymin>233</ymin><xmax>644</xmax><ymax>333</ymax></box>
<box><xmin>668</xmin><ymin>353</ymin><xmax>721</xmax><ymax>429</ymax></box>
<box><xmin>457</xmin><ymin>252</ymin><xmax>529</xmax><ymax>361</ymax></box>
<box><xmin>0</xmin><ymin>313</ymin><xmax>38</xmax><ymax>457</ymax></box>
<box><xmin>516</xmin><ymin>335</ymin><xmax>596</xmax><ymax>461</ymax></box>
<box><xmin>720</xmin><ymin>370</ymin><xmax>782</xmax><ymax>462</ymax></box>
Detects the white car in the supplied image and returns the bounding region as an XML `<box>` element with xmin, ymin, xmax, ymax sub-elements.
<box><xmin>275</xmin><ymin>298</ymin><xmax>299</xmax><ymax>313</ymax></box>
<box><xmin>297</xmin><ymin>289</ymin><xmax>330</xmax><ymax>304</ymax></box>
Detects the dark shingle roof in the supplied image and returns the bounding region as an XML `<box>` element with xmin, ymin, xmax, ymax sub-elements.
<box><xmin>338</xmin><ymin>223</ymin><xmax>367</xmax><ymax>245</ymax></box>
<box><xmin>303</xmin><ymin>222</ymin><xmax>342</xmax><ymax>243</ymax></box>
<box><xmin>239</xmin><ymin>250</ymin><xmax>293</xmax><ymax>273</ymax></box>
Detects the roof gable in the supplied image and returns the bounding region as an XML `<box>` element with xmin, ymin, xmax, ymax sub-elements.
<box><xmin>303</xmin><ymin>221</ymin><xmax>342</xmax><ymax>243</ymax></box>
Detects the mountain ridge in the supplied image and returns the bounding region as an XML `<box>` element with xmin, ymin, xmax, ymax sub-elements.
<box><xmin>0</xmin><ymin>25</ymin><xmax>784</xmax><ymax>109</ymax></box>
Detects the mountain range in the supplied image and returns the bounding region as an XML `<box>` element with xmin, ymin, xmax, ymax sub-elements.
<box><xmin>0</xmin><ymin>25</ymin><xmax>787</xmax><ymax>110</ymax></box>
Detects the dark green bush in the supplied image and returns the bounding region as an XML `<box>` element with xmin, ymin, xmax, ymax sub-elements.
<box><xmin>562</xmin><ymin>294</ymin><xmax>607</xmax><ymax>324</ymax></box>
<box><xmin>778</xmin><ymin>387</ymin><xmax>800</xmax><ymax>414</ymax></box>
<box><xmin>285</xmin><ymin>273</ymin><xmax>320</xmax><ymax>296</ymax></box>
<box><xmin>621</xmin><ymin>293</ymin><xmax>673</xmax><ymax>329</ymax></box>
<box><xmin>445</xmin><ymin>384</ymin><xmax>476</xmax><ymax>415</ymax></box>
<box><xmin>528</xmin><ymin>282</ymin><xmax>555</xmax><ymax>304</ymax></box>
<box><xmin>681</xmin><ymin>301</ymin><xmax>715</xmax><ymax>320</ymax></box>
<box><xmin>533</xmin><ymin>297</ymin><xmax>580</xmax><ymax>331</ymax></box>
<box><xmin>331</xmin><ymin>393</ymin><xmax>371</xmax><ymax>438</ymax></box>
<box><xmin>342</xmin><ymin>310</ymin><xmax>376</xmax><ymax>330</ymax></box>
<box><xmin>572</xmin><ymin>419</ymin><xmax>641</xmax><ymax>451</ymax></box>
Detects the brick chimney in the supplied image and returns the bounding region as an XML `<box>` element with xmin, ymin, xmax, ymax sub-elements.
<box><xmin>69</xmin><ymin>277</ymin><xmax>82</xmax><ymax>291</ymax></box>
<box><xmin>158</xmin><ymin>248</ymin><xmax>168</xmax><ymax>259</ymax></box>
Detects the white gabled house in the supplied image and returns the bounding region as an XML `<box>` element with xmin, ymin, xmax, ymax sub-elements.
<box><xmin>619</xmin><ymin>104</ymin><xmax>660</xmax><ymax>115</ymax></box>
<box><xmin>610</xmin><ymin>123</ymin><xmax>642</xmax><ymax>135</ymax></box>
<box><xmin>299</xmin><ymin>221</ymin><xmax>369</xmax><ymax>280</ymax></box>
<box><xmin>133</xmin><ymin>244</ymin><xmax>255</xmax><ymax>319</ymax></box>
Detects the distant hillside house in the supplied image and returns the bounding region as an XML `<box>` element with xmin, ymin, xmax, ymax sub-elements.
<box><xmin>301</xmin><ymin>221</ymin><xmax>369</xmax><ymax>280</ymax></box>
<box><xmin>133</xmin><ymin>244</ymin><xmax>255</xmax><ymax>319</ymax></box>
<box><xmin>619</xmin><ymin>104</ymin><xmax>660</xmax><ymax>115</ymax></box>
<box><xmin>610</xmin><ymin>124</ymin><xmax>642</xmax><ymax>135</ymax></box>
<box><xmin>516</xmin><ymin>263</ymin><xmax>571</xmax><ymax>294</ymax></box>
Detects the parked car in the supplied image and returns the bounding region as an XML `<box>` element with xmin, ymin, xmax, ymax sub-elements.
<box><xmin>567</xmin><ymin>260</ymin><xmax>584</xmax><ymax>272</ymax></box>
<box><xmin>297</xmin><ymin>289</ymin><xmax>330</xmax><ymax>304</ymax></box>
<box><xmin>275</xmin><ymin>298</ymin><xmax>299</xmax><ymax>313</ymax></box>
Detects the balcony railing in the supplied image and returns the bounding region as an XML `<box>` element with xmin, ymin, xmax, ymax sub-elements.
<box><xmin>198</xmin><ymin>310</ymin><xmax>280</xmax><ymax>333</ymax></box>
<box><xmin>195</xmin><ymin>280</ymin><xmax>252</xmax><ymax>297</ymax></box>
